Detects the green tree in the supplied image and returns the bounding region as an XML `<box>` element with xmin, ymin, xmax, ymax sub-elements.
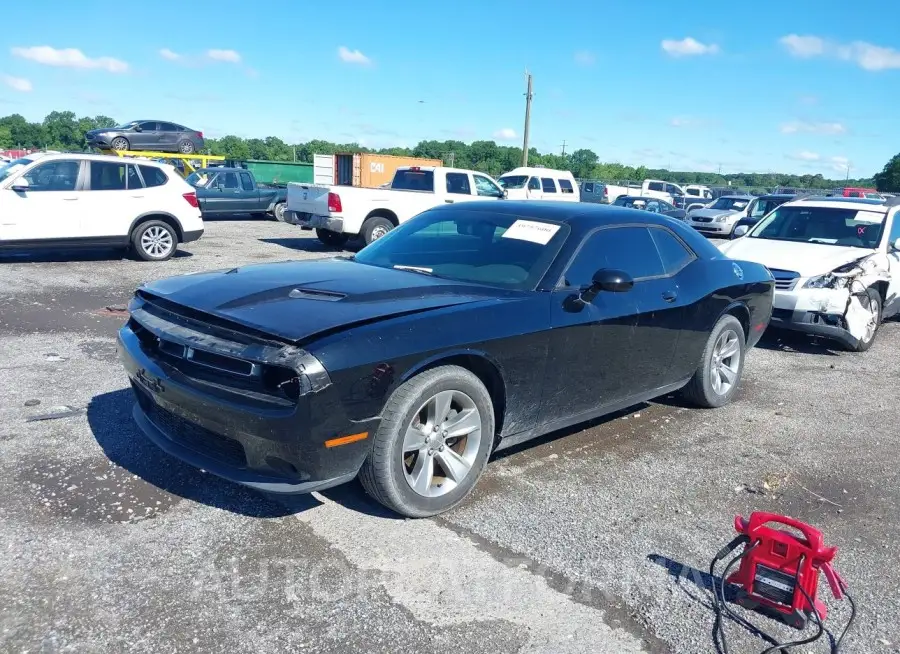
<box><xmin>874</xmin><ymin>154</ymin><xmax>900</xmax><ymax>192</ymax></box>
<box><xmin>0</xmin><ymin>126</ymin><xmax>12</xmax><ymax>149</ymax></box>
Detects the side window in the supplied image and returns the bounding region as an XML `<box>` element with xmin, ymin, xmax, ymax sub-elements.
<box><xmin>541</xmin><ymin>178</ymin><xmax>557</xmax><ymax>193</ymax></box>
<box><xmin>445</xmin><ymin>172</ymin><xmax>472</xmax><ymax>195</ymax></box>
<box><xmin>665</xmin><ymin>183</ymin><xmax>680</xmax><ymax>195</ymax></box>
<box><xmin>20</xmin><ymin>160</ymin><xmax>80</xmax><ymax>192</ymax></box>
<box><xmin>139</xmin><ymin>121</ymin><xmax>158</xmax><ymax>131</ymax></box>
<box><xmin>650</xmin><ymin>228</ymin><xmax>695</xmax><ymax>275</ymax></box>
<box><xmin>221</xmin><ymin>172</ymin><xmax>238</xmax><ymax>189</ymax></box>
<box><xmin>559</xmin><ymin>179</ymin><xmax>574</xmax><ymax>194</ymax></box>
<box><xmin>648</xmin><ymin>181</ymin><xmax>664</xmax><ymax>192</ymax></box>
<box><xmin>887</xmin><ymin>212</ymin><xmax>900</xmax><ymax>246</ymax></box>
<box><xmin>563</xmin><ymin>226</ymin><xmax>665</xmax><ymax>286</ymax></box>
<box><xmin>126</xmin><ymin>164</ymin><xmax>143</xmax><ymax>189</ymax></box>
<box><xmin>584</xmin><ymin>182</ymin><xmax>594</xmax><ymax>193</ymax></box>
<box><xmin>138</xmin><ymin>165</ymin><xmax>168</xmax><ymax>187</ymax></box>
<box><xmin>686</xmin><ymin>188</ymin><xmax>699</xmax><ymax>197</ymax></box>
<box><xmin>473</xmin><ymin>174</ymin><xmax>501</xmax><ymax>197</ymax></box>
<box><xmin>528</xmin><ymin>177</ymin><xmax>541</xmax><ymax>191</ymax></box>
<box><xmin>89</xmin><ymin>161</ymin><xmax>128</xmax><ymax>190</ymax></box>
<box><xmin>646</xmin><ymin>201</ymin><xmax>661</xmax><ymax>213</ymax></box>
<box><xmin>239</xmin><ymin>172</ymin><xmax>255</xmax><ymax>191</ymax></box>
<box><xmin>158</xmin><ymin>122</ymin><xmax>179</xmax><ymax>132</ymax></box>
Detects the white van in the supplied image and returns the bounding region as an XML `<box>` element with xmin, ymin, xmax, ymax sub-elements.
<box><xmin>497</xmin><ymin>167</ymin><xmax>580</xmax><ymax>202</ymax></box>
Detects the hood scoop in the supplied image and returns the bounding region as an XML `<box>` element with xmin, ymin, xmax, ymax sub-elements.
<box><xmin>288</xmin><ymin>287</ymin><xmax>346</xmax><ymax>301</ymax></box>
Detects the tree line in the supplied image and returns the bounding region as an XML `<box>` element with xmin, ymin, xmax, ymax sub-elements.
<box><xmin>2</xmin><ymin>109</ymin><xmax>894</xmax><ymax>191</ymax></box>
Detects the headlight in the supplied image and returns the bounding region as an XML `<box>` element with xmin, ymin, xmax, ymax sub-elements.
<box><xmin>803</xmin><ymin>274</ymin><xmax>849</xmax><ymax>289</ymax></box>
<box><xmin>714</xmin><ymin>215</ymin><xmax>729</xmax><ymax>223</ymax></box>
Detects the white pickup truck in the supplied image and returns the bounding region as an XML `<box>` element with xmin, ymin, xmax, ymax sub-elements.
<box><xmin>286</xmin><ymin>166</ymin><xmax>506</xmax><ymax>247</ymax></box>
<box><xmin>593</xmin><ymin>179</ymin><xmax>689</xmax><ymax>206</ymax></box>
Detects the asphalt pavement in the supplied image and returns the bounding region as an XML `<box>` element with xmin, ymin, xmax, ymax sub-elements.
<box><xmin>0</xmin><ymin>219</ymin><xmax>896</xmax><ymax>653</ymax></box>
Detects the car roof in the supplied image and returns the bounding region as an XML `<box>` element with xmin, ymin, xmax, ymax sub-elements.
<box><xmin>503</xmin><ymin>167</ymin><xmax>574</xmax><ymax>176</ymax></box>
<box><xmin>431</xmin><ymin>200</ymin><xmax>686</xmax><ymax>229</ymax></box>
<box><xmin>717</xmin><ymin>194</ymin><xmax>754</xmax><ymax>199</ymax></box>
<box><xmin>20</xmin><ymin>151</ymin><xmax>171</xmax><ymax>168</ymax></box>
<box><xmin>757</xmin><ymin>194</ymin><xmax>797</xmax><ymax>200</ymax></box>
<box><xmin>617</xmin><ymin>195</ymin><xmax>670</xmax><ymax>202</ymax></box>
<box><xmin>784</xmin><ymin>197</ymin><xmax>888</xmax><ymax>211</ymax></box>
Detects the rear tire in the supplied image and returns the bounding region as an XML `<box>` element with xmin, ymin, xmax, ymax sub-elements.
<box><xmin>359</xmin><ymin>365</ymin><xmax>495</xmax><ymax>518</ymax></box>
<box><xmin>178</xmin><ymin>139</ymin><xmax>195</xmax><ymax>154</ymax></box>
<box><xmin>271</xmin><ymin>202</ymin><xmax>287</xmax><ymax>222</ymax></box>
<box><xmin>316</xmin><ymin>229</ymin><xmax>350</xmax><ymax>248</ymax></box>
<box><xmin>132</xmin><ymin>220</ymin><xmax>177</xmax><ymax>261</ymax></box>
<box><xmin>361</xmin><ymin>216</ymin><xmax>394</xmax><ymax>246</ymax></box>
<box><xmin>681</xmin><ymin>314</ymin><xmax>746</xmax><ymax>408</ymax></box>
<box><xmin>110</xmin><ymin>137</ymin><xmax>130</xmax><ymax>152</ymax></box>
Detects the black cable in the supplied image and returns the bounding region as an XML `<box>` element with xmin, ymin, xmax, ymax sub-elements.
<box><xmin>834</xmin><ymin>583</ymin><xmax>856</xmax><ymax>651</ymax></box>
<box><xmin>758</xmin><ymin>565</ymin><xmax>824</xmax><ymax>654</ymax></box>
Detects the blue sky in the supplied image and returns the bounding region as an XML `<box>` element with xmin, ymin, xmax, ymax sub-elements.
<box><xmin>1</xmin><ymin>0</ymin><xmax>898</xmax><ymax>178</ymax></box>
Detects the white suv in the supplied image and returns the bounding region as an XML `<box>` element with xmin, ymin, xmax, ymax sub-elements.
<box><xmin>719</xmin><ymin>196</ymin><xmax>900</xmax><ymax>351</ymax></box>
<box><xmin>0</xmin><ymin>153</ymin><xmax>203</xmax><ymax>261</ymax></box>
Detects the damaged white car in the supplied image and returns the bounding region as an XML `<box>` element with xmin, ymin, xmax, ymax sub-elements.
<box><xmin>719</xmin><ymin>197</ymin><xmax>900</xmax><ymax>352</ymax></box>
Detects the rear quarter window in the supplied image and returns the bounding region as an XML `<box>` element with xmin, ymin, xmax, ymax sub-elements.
<box><xmin>139</xmin><ymin>165</ymin><xmax>168</xmax><ymax>187</ymax></box>
<box><xmin>559</xmin><ymin>179</ymin><xmax>574</xmax><ymax>194</ymax></box>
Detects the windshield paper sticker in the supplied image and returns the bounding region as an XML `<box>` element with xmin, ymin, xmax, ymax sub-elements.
<box><xmin>501</xmin><ymin>220</ymin><xmax>561</xmax><ymax>245</ymax></box>
<box><xmin>855</xmin><ymin>211</ymin><xmax>884</xmax><ymax>223</ymax></box>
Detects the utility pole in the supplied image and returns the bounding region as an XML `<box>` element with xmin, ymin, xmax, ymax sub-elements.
<box><xmin>522</xmin><ymin>71</ymin><xmax>533</xmax><ymax>167</ymax></box>
<box><xmin>846</xmin><ymin>164</ymin><xmax>850</xmax><ymax>181</ymax></box>
<box><xmin>560</xmin><ymin>140</ymin><xmax>567</xmax><ymax>156</ymax></box>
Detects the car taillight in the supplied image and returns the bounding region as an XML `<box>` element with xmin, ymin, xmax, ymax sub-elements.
<box><xmin>183</xmin><ymin>192</ymin><xmax>199</xmax><ymax>208</ymax></box>
<box><xmin>197</xmin><ymin>131</ymin><xmax>204</xmax><ymax>139</ymax></box>
<box><xmin>602</xmin><ymin>187</ymin><xmax>608</xmax><ymax>196</ymax></box>
<box><xmin>327</xmin><ymin>192</ymin><xmax>342</xmax><ymax>213</ymax></box>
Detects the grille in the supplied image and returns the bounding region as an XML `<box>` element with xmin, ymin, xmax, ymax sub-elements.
<box><xmin>768</xmin><ymin>268</ymin><xmax>800</xmax><ymax>291</ymax></box>
<box><xmin>132</xmin><ymin>382</ymin><xmax>247</xmax><ymax>467</ymax></box>
<box><xmin>693</xmin><ymin>216</ymin><xmax>713</xmax><ymax>223</ymax></box>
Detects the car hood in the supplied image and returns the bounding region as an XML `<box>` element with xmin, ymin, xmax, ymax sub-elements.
<box><xmin>718</xmin><ymin>238</ymin><xmax>874</xmax><ymax>277</ymax></box>
<box><xmin>137</xmin><ymin>258</ymin><xmax>519</xmax><ymax>344</ymax></box>
<box><xmin>690</xmin><ymin>208</ymin><xmax>741</xmax><ymax>219</ymax></box>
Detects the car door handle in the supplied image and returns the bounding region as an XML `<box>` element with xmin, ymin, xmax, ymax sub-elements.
<box><xmin>130</xmin><ymin>195</ymin><xmax>144</xmax><ymax>199</ymax></box>
<box><xmin>62</xmin><ymin>196</ymin><xmax>78</xmax><ymax>201</ymax></box>
<box><xmin>662</xmin><ymin>290</ymin><xmax>677</xmax><ymax>302</ymax></box>
<box><xmin>445</xmin><ymin>199</ymin><xmax>454</xmax><ymax>203</ymax></box>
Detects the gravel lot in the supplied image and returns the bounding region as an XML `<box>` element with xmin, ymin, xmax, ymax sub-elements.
<box><xmin>1</xmin><ymin>218</ymin><xmax>896</xmax><ymax>653</ymax></box>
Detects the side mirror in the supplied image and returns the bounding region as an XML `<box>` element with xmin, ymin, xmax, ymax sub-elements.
<box><xmin>10</xmin><ymin>177</ymin><xmax>30</xmax><ymax>192</ymax></box>
<box><xmin>133</xmin><ymin>125</ymin><xmax>142</xmax><ymax>132</ymax></box>
<box><xmin>501</xmin><ymin>189</ymin><xmax>508</xmax><ymax>199</ymax></box>
<box><xmin>733</xmin><ymin>225</ymin><xmax>749</xmax><ymax>238</ymax></box>
<box><xmin>892</xmin><ymin>237</ymin><xmax>900</xmax><ymax>251</ymax></box>
<box><xmin>578</xmin><ymin>268</ymin><xmax>634</xmax><ymax>305</ymax></box>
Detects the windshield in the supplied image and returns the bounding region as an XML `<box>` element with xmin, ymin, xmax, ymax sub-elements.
<box><xmin>391</xmin><ymin>169</ymin><xmax>434</xmax><ymax>191</ymax></box>
<box><xmin>749</xmin><ymin>206</ymin><xmax>885</xmax><ymax>249</ymax></box>
<box><xmin>710</xmin><ymin>197</ymin><xmax>749</xmax><ymax>211</ymax></box>
<box><xmin>0</xmin><ymin>157</ymin><xmax>35</xmax><ymax>183</ymax></box>
<box><xmin>749</xmin><ymin>197</ymin><xmax>790</xmax><ymax>219</ymax></box>
<box><xmin>498</xmin><ymin>175</ymin><xmax>528</xmax><ymax>189</ymax></box>
<box><xmin>353</xmin><ymin>209</ymin><xmax>570</xmax><ymax>290</ymax></box>
<box><xmin>185</xmin><ymin>172</ymin><xmax>209</xmax><ymax>187</ymax></box>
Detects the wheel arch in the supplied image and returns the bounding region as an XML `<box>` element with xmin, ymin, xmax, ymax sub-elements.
<box><xmin>720</xmin><ymin>301</ymin><xmax>751</xmax><ymax>341</ymax></box>
<box><xmin>397</xmin><ymin>350</ymin><xmax>508</xmax><ymax>442</ymax></box>
<box><xmin>363</xmin><ymin>209</ymin><xmax>399</xmax><ymax>227</ymax></box>
<box><xmin>128</xmin><ymin>212</ymin><xmax>184</xmax><ymax>242</ymax></box>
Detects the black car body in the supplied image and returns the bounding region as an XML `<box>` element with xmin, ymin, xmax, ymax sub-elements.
<box><xmin>730</xmin><ymin>194</ymin><xmax>797</xmax><ymax>238</ymax></box>
<box><xmin>116</xmin><ymin>201</ymin><xmax>774</xmax><ymax>516</ymax></box>
<box><xmin>86</xmin><ymin>120</ymin><xmax>204</xmax><ymax>154</ymax></box>
<box><xmin>186</xmin><ymin>168</ymin><xmax>288</xmax><ymax>220</ymax></box>
<box><xmin>612</xmin><ymin>195</ymin><xmax>686</xmax><ymax>220</ymax></box>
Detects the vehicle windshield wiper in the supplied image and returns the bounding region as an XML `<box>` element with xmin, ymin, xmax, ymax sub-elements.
<box><xmin>393</xmin><ymin>265</ymin><xmax>434</xmax><ymax>275</ymax></box>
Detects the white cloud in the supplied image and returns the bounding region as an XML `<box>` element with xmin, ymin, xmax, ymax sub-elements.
<box><xmin>779</xmin><ymin>34</ymin><xmax>826</xmax><ymax>58</ymax></box>
<box><xmin>661</xmin><ymin>37</ymin><xmax>720</xmax><ymax>57</ymax></box>
<box><xmin>780</xmin><ymin>34</ymin><xmax>900</xmax><ymax>71</ymax></box>
<box><xmin>780</xmin><ymin>121</ymin><xmax>846</xmax><ymax>135</ymax></box>
<box><xmin>790</xmin><ymin>151</ymin><xmax>821</xmax><ymax>161</ymax></box>
<box><xmin>206</xmin><ymin>49</ymin><xmax>241</xmax><ymax>63</ymax></box>
<box><xmin>493</xmin><ymin>128</ymin><xmax>517</xmax><ymax>141</ymax></box>
<box><xmin>11</xmin><ymin>46</ymin><xmax>128</xmax><ymax>73</ymax></box>
<box><xmin>1</xmin><ymin>74</ymin><xmax>32</xmax><ymax>92</ymax></box>
<box><xmin>574</xmin><ymin>50</ymin><xmax>596</xmax><ymax>66</ymax></box>
<box><xmin>338</xmin><ymin>46</ymin><xmax>371</xmax><ymax>66</ymax></box>
<box><xmin>159</xmin><ymin>48</ymin><xmax>181</xmax><ymax>61</ymax></box>
<box><xmin>829</xmin><ymin>155</ymin><xmax>851</xmax><ymax>172</ymax></box>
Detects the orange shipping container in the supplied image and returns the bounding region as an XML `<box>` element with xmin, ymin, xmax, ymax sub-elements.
<box><xmin>358</xmin><ymin>153</ymin><xmax>443</xmax><ymax>188</ymax></box>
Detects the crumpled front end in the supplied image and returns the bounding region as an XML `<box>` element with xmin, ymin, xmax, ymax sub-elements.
<box><xmin>771</xmin><ymin>255</ymin><xmax>890</xmax><ymax>348</ymax></box>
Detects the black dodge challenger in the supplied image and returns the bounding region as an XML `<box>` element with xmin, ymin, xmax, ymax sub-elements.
<box><xmin>117</xmin><ymin>201</ymin><xmax>774</xmax><ymax>517</ymax></box>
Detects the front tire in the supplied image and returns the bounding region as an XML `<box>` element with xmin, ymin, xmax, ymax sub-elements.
<box><xmin>847</xmin><ymin>288</ymin><xmax>881</xmax><ymax>352</ymax></box>
<box><xmin>132</xmin><ymin>220</ymin><xmax>177</xmax><ymax>261</ymax></box>
<box><xmin>361</xmin><ymin>216</ymin><xmax>394</xmax><ymax>246</ymax></box>
<box><xmin>681</xmin><ymin>314</ymin><xmax>746</xmax><ymax>408</ymax></box>
<box><xmin>359</xmin><ymin>365</ymin><xmax>495</xmax><ymax>518</ymax></box>
<box><xmin>316</xmin><ymin>228</ymin><xmax>350</xmax><ymax>248</ymax></box>
<box><xmin>271</xmin><ymin>202</ymin><xmax>287</xmax><ymax>222</ymax></box>
<box><xmin>110</xmin><ymin>137</ymin><xmax>130</xmax><ymax>151</ymax></box>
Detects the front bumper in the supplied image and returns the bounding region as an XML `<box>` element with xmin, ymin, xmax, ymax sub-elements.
<box><xmin>689</xmin><ymin>220</ymin><xmax>733</xmax><ymax>235</ymax></box>
<box><xmin>770</xmin><ymin>289</ymin><xmax>858</xmax><ymax>349</ymax></box>
<box><xmin>116</xmin><ymin>320</ymin><xmax>374</xmax><ymax>494</ymax></box>
<box><xmin>289</xmin><ymin>212</ymin><xmax>344</xmax><ymax>233</ymax></box>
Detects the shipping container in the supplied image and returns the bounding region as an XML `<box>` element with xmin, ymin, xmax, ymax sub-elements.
<box><xmin>243</xmin><ymin>160</ymin><xmax>313</xmax><ymax>185</ymax></box>
<box><xmin>333</xmin><ymin>153</ymin><xmax>443</xmax><ymax>188</ymax></box>
<box><xmin>314</xmin><ymin>154</ymin><xmax>335</xmax><ymax>185</ymax></box>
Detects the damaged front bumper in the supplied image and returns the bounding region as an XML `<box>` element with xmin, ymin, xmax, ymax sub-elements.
<box><xmin>770</xmin><ymin>287</ymin><xmax>869</xmax><ymax>349</ymax></box>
